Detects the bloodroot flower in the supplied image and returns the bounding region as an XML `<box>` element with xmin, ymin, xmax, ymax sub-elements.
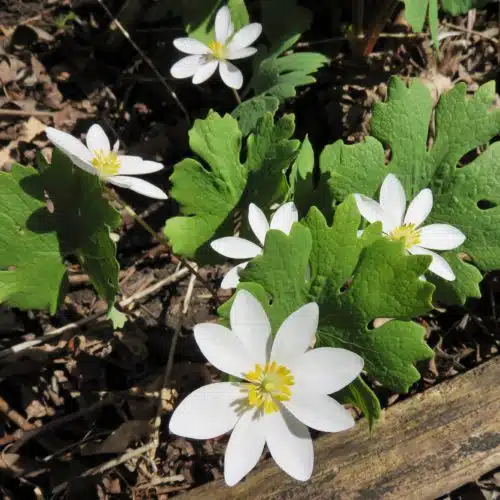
<box><xmin>354</xmin><ymin>174</ymin><xmax>466</xmax><ymax>281</ymax></box>
<box><xmin>170</xmin><ymin>5</ymin><xmax>262</xmax><ymax>89</ymax></box>
<box><xmin>211</xmin><ymin>202</ymin><xmax>298</xmax><ymax>289</ymax></box>
<box><xmin>169</xmin><ymin>290</ymin><xmax>363</xmax><ymax>486</ymax></box>
<box><xmin>46</xmin><ymin>124</ymin><xmax>167</xmax><ymax>199</ymax></box>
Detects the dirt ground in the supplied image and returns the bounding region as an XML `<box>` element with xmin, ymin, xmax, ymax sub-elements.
<box><xmin>0</xmin><ymin>1</ymin><xmax>499</xmax><ymax>498</ymax></box>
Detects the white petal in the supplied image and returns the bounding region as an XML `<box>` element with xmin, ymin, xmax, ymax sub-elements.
<box><xmin>193</xmin><ymin>323</ymin><xmax>255</xmax><ymax>377</ymax></box>
<box><xmin>230</xmin><ymin>290</ymin><xmax>271</xmax><ymax>365</ymax></box>
<box><xmin>226</xmin><ymin>46</ymin><xmax>258</xmax><ymax>60</ymax></box>
<box><xmin>409</xmin><ymin>245</ymin><xmax>456</xmax><ymax>281</ymax></box>
<box><xmin>86</xmin><ymin>124</ymin><xmax>110</xmax><ymax>153</ymax></box>
<box><xmin>270</xmin><ymin>202</ymin><xmax>298</xmax><ymax>235</ymax></box>
<box><xmin>224</xmin><ymin>410</ymin><xmax>265</xmax><ymax>486</ymax></box>
<box><xmin>227</xmin><ymin>23</ymin><xmax>262</xmax><ymax>52</ymax></box>
<box><xmin>211</xmin><ymin>237</ymin><xmax>261</xmax><ymax>259</ymax></box>
<box><xmin>173</xmin><ymin>37</ymin><xmax>210</xmax><ymax>55</ymax></box>
<box><xmin>215</xmin><ymin>5</ymin><xmax>233</xmax><ymax>44</ymax></box>
<box><xmin>265</xmin><ymin>408</ymin><xmax>313</xmax><ymax>481</ymax></box>
<box><xmin>404</xmin><ymin>188</ymin><xmax>433</xmax><ymax>227</ymax></box>
<box><xmin>117</xmin><ymin>157</ymin><xmax>164</xmax><ymax>175</ymax></box>
<box><xmin>271</xmin><ymin>303</ymin><xmax>319</xmax><ymax>366</ymax></box>
<box><xmin>219</xmin><ymin>60</ymin><xmax>243</xmax><ymax>90</ymax></box>
<box><xmin>170</xmin><ymin>55</ymin><xmax>205</xmax><ymax>79</ymax></box>
<box><xmin>45</xmin><ymin>127</ymin><xmax>94</xmax><ymax>172</ymax></box>
<box><xmin>169</xmin><ymin>382</ymin><xmax>240</xmax><ymax>439</ymax></box>
<box><xmin>108</xmin><ymin>175</ymin><xmax>167</xmax><ymax>199</ymax></box>
<box><xmin>379</xmin><ymin>174</ymin><xmax>406</xmax><ymax>228</ymax></box>
<box><xmin>248</xmin><ymin>203</ymin><xmax>269</xmax><ymax>246</ymax></box>
<box><xmin>220</xmin><ymin>262</ymin><xmax>249</xmax><ymax>289</ymax></box>
<box><xmin>290</xmin><ymin>347</ymin><xmax>364</xmax><ymax>395</ymax></box>
<box><xmin>354</xmin><ymin>194</ymin><xmax>393</xmax><ymax>233</ymax></box>
<box><xmin>113</xmin><ymin>139</ymin><xmax>120</xmax><ymax>152</ymax></box>
<box><xmin>418</xmin><ymin>224</ymin><xmax>466</xmax><ymax>250</ymax></box>
<box><xmin>284</xmin><ymin>393</ymin><xmax>355</xmax><ymax>432</ymax></box>
<box><xmin>192</xmin><ymin>59</ymin><xmax>219</xmax><ymax>84</ymax></box>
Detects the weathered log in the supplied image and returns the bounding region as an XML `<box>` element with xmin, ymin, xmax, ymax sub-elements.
<box><xmin>186</xmin><ymin>356</ymin><xmax>500</xmax><ymax>499</ymax></box>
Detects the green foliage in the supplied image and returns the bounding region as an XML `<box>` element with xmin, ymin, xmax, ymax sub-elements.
<box><xmin>319</xmin><ymin>78</ymin><xmax>500</xmax><ymax>304</ymax></box>
<box><xmin>440</xmin><ymin>0</ymin><xmax>494</xmax><ymax>14</ymax></box>
<box><xmin>222</xmin><ymin>199</ymin><xmax>434</xmax><ymax>395</ymax></box>
<box><xmin>165</xmin><ymin>111</ymin><xmax>299</xmax><ymax>259</ymax></box>
<box><xmin>234</xmin><ymin>0</ymin><xmax>328</xmax><ymax>131</ymax></box>
<box><xmin>232</xmin><ymin>96</ymin><xmax>279</xmax><ymax>136</ymax></box>
<box><xmin>0</xmin><ymin>164</ymin><xmax>67</xmax><ymax>314</ymax></box>
<box><xmin>335</xmin><ymin>377</ymin><xmax>381</xmax><ymax>431</ymax></box>
<box><xmin>0</xmin><ymin>151</ymin><xmax>120</xmax><ymax>313</ymax></box>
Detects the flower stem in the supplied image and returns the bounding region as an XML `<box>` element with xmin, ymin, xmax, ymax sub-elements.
<box><xmin>232</xmin><ymin>88</ymin><xmax>242</xmax><ymax>105</ymax></box>
<box><xmin>104</xmin><ymin>187</ymin><xmax>217</xmax><ymax>299</ymax></box>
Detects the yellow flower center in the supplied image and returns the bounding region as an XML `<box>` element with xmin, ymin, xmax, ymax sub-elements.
<box><xmin>208</xmin><ymin>40</ymin><xmax>226</xmax><ymax>60</ymax></box>
<box><xmin>390</xmin><ymin>224</ymin><xmax>421</xmax><ymax>249</ymax></box>
<box><xmin>243</xmin><ymin>361</ymin><xmax>294</xmax><ymax>414</ymax></box>
<box><xmin>91</xmin><ymin>150</ymin><xmax>121</xmax><ymax>178</ymax></box>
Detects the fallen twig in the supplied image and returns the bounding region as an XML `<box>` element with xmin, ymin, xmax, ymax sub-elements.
<box><xmin>0</xmin><ymin>267</ymin><xmax>190</xmax><ymax>359</ymax></box>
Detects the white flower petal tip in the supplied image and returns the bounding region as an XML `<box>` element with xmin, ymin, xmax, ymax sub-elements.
<box><xmin>109</xmin><ymin>176</ymin><xmax>168</xmax><ymax>200</ymax></box>
<box><xmin>168</xmin><ymin>383</ymin><xmax>240</xmax><ymax>439</ymax></box>
<box><xmin>271</xmin><ymin>302</ymin><xmax>319</xmax><ymax>365</ymax></box>
<box><xmin>270</xmin><ymin>202</ymin><xmax>299</xmax><ymax>234</ymax></box>
<box><xmin>173</xmin><ymin>37</ymin><xmax>210</xmax><ymax>55</ymax></box>
<box><xmin>170</xmin><ymin>55</ymin><xmax>205</xmax><ymax>79</ymax></box>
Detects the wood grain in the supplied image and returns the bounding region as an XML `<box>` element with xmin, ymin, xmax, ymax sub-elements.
<box><xmin>186</xmin><ymin>356</ymin><xmax>500</xmax><ymax>500</ymax></box>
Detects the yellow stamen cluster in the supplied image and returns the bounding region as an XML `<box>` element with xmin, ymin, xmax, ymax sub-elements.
<box><xmin>243</xmin><ymin>361</ymin><xmax>294</xmax><ymax>414</ymax></box>
<box><xmin>91</xmin><ymin>150</ymin><xmax>121</xmax><ymax>178</ymax></box>
<box><xmin>208</xmin><ymin>40</ymin><xmax>227</xmax><ymax>60</ymax></box>
<box><xmin>390</xmin><ymin>223</ymin><xmax>421</xmax><ymax>249</ymax></box>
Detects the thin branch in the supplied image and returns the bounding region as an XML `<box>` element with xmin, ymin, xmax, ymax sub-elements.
<box><xmin>96</xmin><ymin>0</ymin><xmax>190</xmax><ymax>124</ymax></box>
<box><xmin>0</xmin><ymin>267</ymin><xmax>190</xmax><ymax>359</ymax></box>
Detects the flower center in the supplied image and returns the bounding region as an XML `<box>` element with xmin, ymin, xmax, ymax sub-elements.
<box><xmin>389</xmin><ymin>224</ymin><xmax>421</xmax><ymax>249</ymax></box>
<box><xmin>208</xmin><ymin>40</ymin><xmax>226</xmax><ymax>60</ymax></box>
<box><xmin>91</xmin><ymin>150</ymin><xmax>121</xmax><ymax>178</ymax></box>
<box><xmin>243</xmin><ymin>361</ymin><xmax>294</xmax><ymax>414</ymax></box>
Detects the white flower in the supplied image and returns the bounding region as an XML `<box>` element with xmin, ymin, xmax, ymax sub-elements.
<box><xmin>170</xmin><ymin>5</ymin><xmax>262</xmax><ymax>89</ymax></box>
<box><xmin>211</xmin><ymin>202</ymin><xmax>298</xmax><ymax>289</ymax></box>
<box><xmin>45</xmin><ymin>124</ymin><xmax>167</xmax><ymax>200</ymax></box>
<box><xmin>354</xmin><ymin>174</ymin><xmax>466</xmax><ymax>281</ymax></box>
<box><xmin>169</xmin><ymin>290</ymin><xmax>363</xmax><ymax>486</ymax></box>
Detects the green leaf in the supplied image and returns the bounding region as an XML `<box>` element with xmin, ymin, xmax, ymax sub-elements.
<box><xmin>232</xmin><ymin>95</ymin><xmax>279</xmax><ymax>136</ymax></box>
<box><xmin>244</xmin><ymin>0</ymin><xmax>328</xmax><ymax>104</ymax></box>
<box><xmin>260</xmin><ymin>0</ymin><xmax>311</xmax><ymax>54</ymax></box>
<box><xmin>0</xmin><ymin>164</ymin><xmax>67</xmax><ymax>314</ymax></box>
<box><xmin>244</xmin><ymin>113</ymin><xmax>300</xmax><ymax>208</ymax></box>
<box><xmin>108</xmin><ymin>306</ymin><xmax>128</xmax><ymax>329</ymax></box>
<box><xmin>335</xmin><ymin>377</ymin><xmax>381</xmax><ymax>431</ymax></box>
<box><xmin>250</xmin><ymin>52</ymin><xmax>329</xmax><ymax>104</ymax></box>
<box><xmin>165</xmin><ymin>111</ymin><xmax>299</xmax><ymax>259</ymax></box>
<box><xmin>440</xmin><ymin>0</ymin><xmax>494</xmax><ymax>15</ymax></box>
<box><xmin>227</xmin><ymin>198</ymin><xmax>434</xmax><ymax>393</ymax></box>
<box><xmin>165</xmin><ymin>112</ymin><xmax>246</xmax><ymax>259</ymax></box>
<box><xmin>240</xmin><ymin>224</ymin><xmax>311</xmax><ymax>332</ymax></box>
<box><xmin>0</xmin><ymin>151</ymin><xmax>120</xmax><ymax>313</ymax></box>
<box><xmin>31</xmin><ymin>150</ymin><xmax>120</xmax><ymax>306</ymax></box>
<box><xmin>321</xmin><ymin>78</ymin><xmax>500</xmax><ymax>304</ymax></box>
